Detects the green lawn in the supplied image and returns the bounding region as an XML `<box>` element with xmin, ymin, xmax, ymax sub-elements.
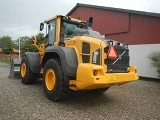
<box><xmin>0</xmin><ymin>58</ymin><xmax>11</xmax><ymax>64</ymax></box>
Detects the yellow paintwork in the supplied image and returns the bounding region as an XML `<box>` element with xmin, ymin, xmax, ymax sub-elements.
<box><xmin>64</xmin><ymin>36</ymin><xmax>102</xmax><ymax>64</ymax></box>
<box><xmin>100</xmin><ymin>40</ymin><xmax>108</xmax><ymax>71</ymax></box>
<box><xmin>44</xmin><ymin>15</ymin><xmax>59</xmax><ymax>23</ymax></box>
<box><xmin>45</xmin><ymin>69</ymin><xmax>56</xmax><ymax>91</ymax></box>
<box><xmin>55</xmin><ymin>16</ymin><xmax>61</xmax><ymax>45</ymax></box>
<box><xmin>66</xmin><ymin>35</ymin><xmax>139</xmax><ymax>90</ymax></box>
<box><xmin>69</xmin><ymin>64</ymin><xmax>138</xmax><ymax>90</ymax></box>
<box><xmin>32</xmin><ymin>14</ymin><xmax>139</xmax><ymax>91</ymax></box>
<box><xmin>32</xmin><ymin>37</ymin><xmax>46</xmax><ymax>56</ymax></box>
<box><xmin>21</xmin><ymin>63</ymin><xmax>26</xmax><ymax>77</ymax></box>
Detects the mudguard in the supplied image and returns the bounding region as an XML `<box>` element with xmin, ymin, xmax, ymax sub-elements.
<box><xmin>24</xmin><ymin>52</ymin><xmax>41</xmax><ymax>73</ymax></box>
<box><xmin>42</xmin><ymin>46</ymin><xmax>78</xmax><ymax>76</ymax></box>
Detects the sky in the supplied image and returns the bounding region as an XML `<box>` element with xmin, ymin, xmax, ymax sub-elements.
<box><xmin>0</xmin><ymin>0</ymin><xmax>160</xmax><ymax>40</ymax></box>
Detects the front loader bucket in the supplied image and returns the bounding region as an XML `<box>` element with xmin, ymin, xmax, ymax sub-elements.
<box><xmin>9</xmin><ymin>59</ymin><xmax>22</xmax><ymax>79</ymax></box>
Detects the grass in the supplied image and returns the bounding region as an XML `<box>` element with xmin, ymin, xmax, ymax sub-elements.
<box><xmin>0</xmin><ymin>58</ymin><xmax>11</xmax><ymax>64</ymax></box>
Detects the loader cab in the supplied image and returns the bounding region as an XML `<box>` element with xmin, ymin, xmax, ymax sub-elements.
<box><xmin>40</xmin><ymin>15</ymin><xmax>85</xmax><ymax>46</ymax></box>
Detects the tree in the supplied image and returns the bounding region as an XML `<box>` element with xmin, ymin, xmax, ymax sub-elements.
<box><xmin>0</xmin><ymin>33</ymin><xmax>46</xmax><ymax>58</ymax></box>
<box><xmin>12</xmin><ymin>39</ymin><xmax>19</xmax><ymax>49</ymax></box>
<box><xmin>148</xmin><ymin>51</ymin><xmax>160</xmax><ymax>78</ymax></box>
<box><xmin>20</xmin><ymin>36</ymin><xmax>36</xmax><ymax>56</ymax></box>
<box><xmin>20</xmin><ymin>33</ymin><xmax>46</xmax><ymax>56</ymax></box>
<box><xmin>0</xmin><ymin>36</ymin><xmax>13</xmax><ymax>47</ymax></box>
<box><xmin>35</xmin><ymin>32</ymin><xmax>46</xmax><ymax>45</ymax></box>
<box><xmin>0</xmin><ymin>36</ymin><xmax>14</xmax><ymax>61</ymax></box>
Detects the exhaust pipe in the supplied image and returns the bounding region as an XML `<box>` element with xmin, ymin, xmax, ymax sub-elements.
<box><xmin>9</xmin><ymin>59</ymin><xmax>22</xmax><ymax>79</ymax></box>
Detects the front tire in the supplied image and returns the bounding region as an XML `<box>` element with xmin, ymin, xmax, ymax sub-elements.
<box><xmin>43</xmin><ymin>59</ymin><xmax>69</xmax><ymax>102</ymax></box>
<box><xmin>20</xmin><ymin>56</ymin><xmax>38</xmax><ymax>84</ymax></box>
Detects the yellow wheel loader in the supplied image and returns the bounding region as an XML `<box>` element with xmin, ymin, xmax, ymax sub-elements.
<box><xmin>19</xmin><ymin>15</ymin><xmax>138</xmax><ymax>102</ymax></box>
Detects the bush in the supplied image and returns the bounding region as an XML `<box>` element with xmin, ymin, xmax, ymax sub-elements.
<box><xmin>148</xmin><ymin>51</ymin><xmax>160</xmax><ymax>78</ymax></box>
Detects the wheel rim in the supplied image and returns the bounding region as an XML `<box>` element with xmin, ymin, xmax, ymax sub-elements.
<box><xmin>21</xmin><ymin>63</ymin><xmax>26</xmax><ymax>77</ymax></box>
<box><xmin>45</xmin><ymin>69</ymin><xmax>56</xmax><ymax>91</ymax></box>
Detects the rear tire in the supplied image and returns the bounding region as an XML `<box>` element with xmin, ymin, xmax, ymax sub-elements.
<box><xmin>43</xmin><ymin>58</ymin><xmax>69</xmax><ymax>102</ymax></box>
<box><xmin>20</xmin><ymin>56</ymin><xmax>38</xmax><ymax>84</ymax></box>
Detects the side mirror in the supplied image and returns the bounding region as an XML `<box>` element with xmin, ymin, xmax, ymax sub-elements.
<box><xmin>40</xmin><ymin>23</ymin><xmax>44</xmax><ymax>31</ymax></box>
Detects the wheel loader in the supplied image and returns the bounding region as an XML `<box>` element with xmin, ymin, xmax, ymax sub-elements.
<box><xmin>19</xmin><ymin>15</ymin><xmax>138</xmax><ymax>102</ymax></box>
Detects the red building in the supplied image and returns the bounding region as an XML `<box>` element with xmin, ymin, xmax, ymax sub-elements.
<box><xmin>67</xmin><ymin>3</ymin><xmax>160</xmax><ymax>78</ymax></box>
<box><xmin>0</xmin><ymin>48</ymin><xmax>20</xmax><ymax>60</ymax></box>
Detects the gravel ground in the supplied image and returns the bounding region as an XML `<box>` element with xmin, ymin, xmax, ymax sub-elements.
<box><xmin>0</xmin><ymin>61</ymin><xmax>160</xmax><ymax>120</ymax></box>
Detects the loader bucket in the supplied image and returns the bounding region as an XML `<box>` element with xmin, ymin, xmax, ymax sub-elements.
<box><xmin>9</xmin><ymin>59</ymin><xmax>22</xmax><ymax>79</ymax></box>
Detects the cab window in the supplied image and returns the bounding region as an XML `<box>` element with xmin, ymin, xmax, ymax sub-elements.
<box><xmin>62</xmin><ymin>21</ymin><xmax>83</xmax><ymax>39</ymax></box>
<box><xmin>48</xmin><ymin>20</ymin><xmax>56</xmax><ymax>45</ymax></box>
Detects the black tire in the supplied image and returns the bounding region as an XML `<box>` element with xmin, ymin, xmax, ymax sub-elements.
<box><xmin>43</xmin><ymin>58</ymin><xmax>69</xmax><ymax>102</ymax></box>
<box><xmin>90</xmin><ymin>87</ymin><xmax>109</xmax><ymax>94</ymax></box>
<box><xmin>20</xmin><ymin>56</ymin><xmax>38</xmax><ymax>84</ymax></box>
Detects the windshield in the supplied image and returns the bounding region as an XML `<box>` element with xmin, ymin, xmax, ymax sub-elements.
<box><xmin>62</xmin><ymin>21</ymin><xmax>84</xmax><ymax>38</ymax></box>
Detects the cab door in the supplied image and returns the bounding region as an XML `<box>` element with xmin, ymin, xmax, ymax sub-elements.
<box><xmin>48</xmin><ymin>19</ymin><xmax>56</xmax><ymax>46</ymax></box>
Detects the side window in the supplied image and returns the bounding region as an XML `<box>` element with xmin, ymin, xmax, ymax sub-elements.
<box><xmin>48</xmin><ymin>20</ymin><xmax>56</xmax><ymax>45</ymax></box>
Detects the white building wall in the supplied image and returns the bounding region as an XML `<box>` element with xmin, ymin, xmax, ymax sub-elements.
<box><xmin>129</xmin><ymin>44</ymin><xmax>160</xmax><ymax>79</ymax></box>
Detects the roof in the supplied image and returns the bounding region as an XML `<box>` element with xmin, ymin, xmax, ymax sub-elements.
<box><xmin>67</xmin><ymin>3</ymin><xmax>160</xmax><ymax>18</ymax></box>
<box><xmin>44</xmin><ymin>14</ymin><xmax>62</xmax><ymax>23</ymax></box>
<box><xmin>44</xmin><ymin>14</ymin><xmax>85</xmax><ymax>23</ymax></box>
<box><xmin>0</xmin><ymin>48</ymin><xmax>21</xmax><ymax>53</ymax></box>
